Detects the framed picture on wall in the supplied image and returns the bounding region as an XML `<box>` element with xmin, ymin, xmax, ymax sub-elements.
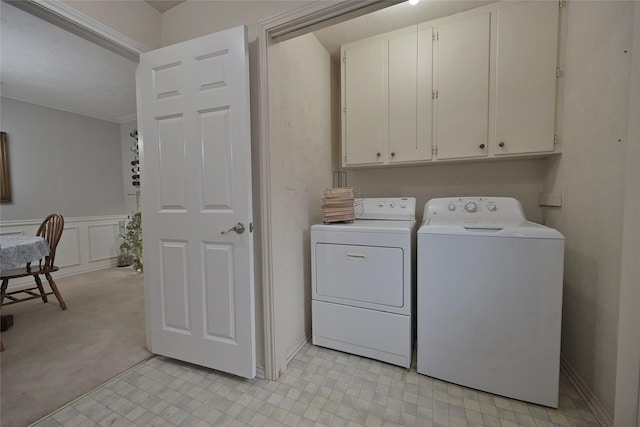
<box><xmin>1</xmin><ymin>132</ymin><xmax>12</xmax><ymax>203</ymax></box>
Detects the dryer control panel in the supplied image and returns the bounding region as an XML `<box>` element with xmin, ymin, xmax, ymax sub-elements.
<box><xmin>358</xmin><ymin>197</ymin><xmax>416</xmax><ymax>221</ymax></box>
<box><xmin>423</xmin><ymin>197</ymin><xmax>526</xmax><ymax>224</ymax></box>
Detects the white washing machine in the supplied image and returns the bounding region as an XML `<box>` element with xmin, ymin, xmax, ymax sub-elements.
<box><xmin>417</xmin><ymin>197</ymin><xmax>564</xmax><ymax>407</ymax></box>
<box><xmin>311</xmin><ymin>197</ymin><xmax>416</xmax><ymax>368</ymax></box>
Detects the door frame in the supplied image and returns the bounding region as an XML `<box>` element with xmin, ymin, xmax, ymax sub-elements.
<box><xmin>256</xmin><ymin>0</ymin><xmax>397</xmax><ymax>380</ymax></box>
<box><xmin>613</xmin><ymin>3</ymin><xmax>640</xmax><ymax>426</ymax></box>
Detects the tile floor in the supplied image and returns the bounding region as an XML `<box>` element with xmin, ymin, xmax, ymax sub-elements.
<box><xmin>33</xmin><ymin>343</ymin><xmax>601</xmax><ymax>427</ymax></box>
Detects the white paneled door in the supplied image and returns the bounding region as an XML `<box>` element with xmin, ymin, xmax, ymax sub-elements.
<box><xmin>136</xmin><ymin>26</ymin><xmax>255</xmax><ymax>378</ymax></box>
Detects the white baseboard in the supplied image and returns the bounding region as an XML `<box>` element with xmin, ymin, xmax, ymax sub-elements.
<box><xmin>560</xmin><ymin>356</ymin><xmax>613</xmax><ymax>427</ymax></box>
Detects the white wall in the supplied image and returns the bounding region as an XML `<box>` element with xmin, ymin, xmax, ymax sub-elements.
<box><xmin>0</xmin><ymin>97</ymin><xmax>127</xmax><ymax>221</ymax></box>
<box><xmin>161</xmin><ymin>1</ymin><xmax>314</xmax><ymax>46</ymax></box>
<box><xmin>269</xmin><ymin>33</ymin><xmax>334</xmax><ymax>370</ymax></box>
<box><xmin>542</xmin><ymin>1</ymin><xmax>634</xmax><ymax>419</ymax></box>
<box><xmin>347</xmin><ymin>160</ymin><xmax>546</xmax><ymax>223</ymax></box>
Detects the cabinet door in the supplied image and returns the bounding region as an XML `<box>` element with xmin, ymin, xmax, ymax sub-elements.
<box><xmin>417</xmin><ymin>28</ymin><xmax>434</xmax><ymax>162</ymax></box>
<box><xmin>436</xmin><ymin>13</ymin><xmax>490</xmax><ymax>160</ymax></box>
<box><xmin>388</xmin><ymin>30</ymin><xmax>433</xmax><ymax>163</ymax></box>
<box><xmin>494</xmin><ymin>1</ymin><xmax>559</xmax><ymax>155</ymax></box>
<box><xmin>342</xmin><ymin>40</ymin><xmax>387</xmax><ymax>166</ymax></box>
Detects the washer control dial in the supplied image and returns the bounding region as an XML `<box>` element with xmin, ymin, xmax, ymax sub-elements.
<box><xmin>448</xmin><ymin>203</ymin><xmax>456</xmax><ymax>211</ymax></box>
<box><xmin>487</xmin><ymin>203</ymin><xmax>497</xmax><ymax>212</ymax></box>
<box><xmin>464</xmin><ymin>202</ymin><xmax>478</xmax><ymax>213</ymax></box>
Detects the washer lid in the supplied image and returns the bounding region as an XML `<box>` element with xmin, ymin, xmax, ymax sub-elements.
<box><xmin>419</xmin><ymin>219</ymin><xmax>564</xmax><ymax>239</ymax></box>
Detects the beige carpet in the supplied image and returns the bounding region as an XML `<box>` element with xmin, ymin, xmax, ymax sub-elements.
<box><xmin>0</xmin><ymin>267</ymin><xmax>151</xmax><ymax>427</ymax></box>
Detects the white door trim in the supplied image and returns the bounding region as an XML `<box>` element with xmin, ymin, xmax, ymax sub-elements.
<box><xmin>613</xmin><ymin>3</ymin><xmax>640</xmax><ymax>426</ymax></box>
<box><xmin>256</xmin><ymin>0</ymin><xmax>398</xmax><ymax>380</ymax></box>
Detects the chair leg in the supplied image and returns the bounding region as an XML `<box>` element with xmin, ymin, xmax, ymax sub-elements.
<box><xmin>1</xmin><ymin>279</ymin><xmax>7</xmax><ymax>306</ymax></box>
<box><xmin>34</xmin><ymin>274</ymin><xmax>48</xmax><ymax>303</ymax></box>
<box><xmin>44</xmin><ymin>272</ymin><xmax>66</xmax><ymax>310</ymax></box>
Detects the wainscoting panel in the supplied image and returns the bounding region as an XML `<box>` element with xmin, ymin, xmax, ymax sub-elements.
<box><xmin>88</xmin><ymin>222</ymin><xmax>121</xmax><ymax>262</ymax></box>
<box><xmin>0</xmin><ymin>215</ymin><xmax>129</xmax><ymax>289</ymax></box>
<box><xmin>57</xmin><ymin>226</ymin><xmax>81</xmax><ymax>268</ymax></box>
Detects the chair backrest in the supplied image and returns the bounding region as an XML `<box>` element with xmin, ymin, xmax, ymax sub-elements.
<box><xmin>36</xmin><ymin>214</ymin><xmax>64</xmax><ymax>269</ymax></box>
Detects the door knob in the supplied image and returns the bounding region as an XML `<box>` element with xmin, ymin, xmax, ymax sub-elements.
<box><xmin>221</xmin><ymin>222</ymin><xmax>245</xmax><ymax>235</ymax></box>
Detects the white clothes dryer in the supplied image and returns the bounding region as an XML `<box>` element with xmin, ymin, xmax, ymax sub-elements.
<box><xmin>417</xmin><ymin>197</ymin><xmax>564</xmax><ymax>407</ymax></box>
<box><xmin>311</xmin><ymin>197</ymin><xmax>416</xmax><ymax>368</ymax></box>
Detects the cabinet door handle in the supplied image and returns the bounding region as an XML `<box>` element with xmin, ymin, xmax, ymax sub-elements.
<box><xmin>499</xmin><ymin>141</ymin><xmax>505</xmax><ymax>147</ymax></box>
<box><xmin>391</xmin><ymin>152</ymin><xmax>396</xmax><ymax>157</ymax></box>
<box><xmin>479</xmin><ymin>144</ymin><xmax>485</xmax><ymax>149</ymax></box>
<box><xmin>376</xmin><ymin>152</ymin><xmax>381</xmax><ymax>157</ymax></box>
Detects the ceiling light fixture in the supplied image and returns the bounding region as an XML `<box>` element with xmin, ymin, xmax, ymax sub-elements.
<box><xmin>408</xmin><ymin>0</ymin><xmax>420</xmax><ymax>5</ymax></box>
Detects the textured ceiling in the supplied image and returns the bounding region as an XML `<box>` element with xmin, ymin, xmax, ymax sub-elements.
<box><xmin>0</xmin><ymin>2</ymin><xmax>138</xmax><ymax>123</ymax></box>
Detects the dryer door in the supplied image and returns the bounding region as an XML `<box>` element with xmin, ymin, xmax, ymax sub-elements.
<box><xmin>314</xmin><ymin>243</ymin><xmax>404</xmax><ymax>309</ymax></box>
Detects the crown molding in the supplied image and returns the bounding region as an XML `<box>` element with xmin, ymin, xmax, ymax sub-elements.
<box><xmin>117</xmin><ymin>113</ymin><xmax>138</xmax><ymax>124</ymax></box>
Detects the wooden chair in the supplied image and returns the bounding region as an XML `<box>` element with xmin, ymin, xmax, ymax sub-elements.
<box><xmin>1</xmin><ymin>214</ymin><xmax>67</xmax><ymax>310</ymax></box>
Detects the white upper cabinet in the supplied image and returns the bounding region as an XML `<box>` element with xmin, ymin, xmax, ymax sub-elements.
<box><xmin>342</xmin><ymin>40</ymin><xmax>387</xmax><ymax>166</ymax></box>
<box><xmin>494</xmin><ymin>1</ymin><xmax>559</xmax><ymax>156</ymax></box>
<box><xmin>388</xmin><ymin>29</ymin><xmax>433</xmax><ymax>164</ymax></box>
<box><xmin>435</xmin><ymin>13</ymin><xmax>490</xmax><ymax>160</ymax></box>
<box><xmin>388</xmin><ymin>32</ymin><xmax>417</xmax><ymax>163</ymax></box>
<box><xmin>340</xmin><ymin>1</ymin><xmax>562</xmax><ymax>168</ymax></box>
<box><xmin>342</xmin><ymin>28</ymin><xmax>432</xmax><ymax>167</ymax></box>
